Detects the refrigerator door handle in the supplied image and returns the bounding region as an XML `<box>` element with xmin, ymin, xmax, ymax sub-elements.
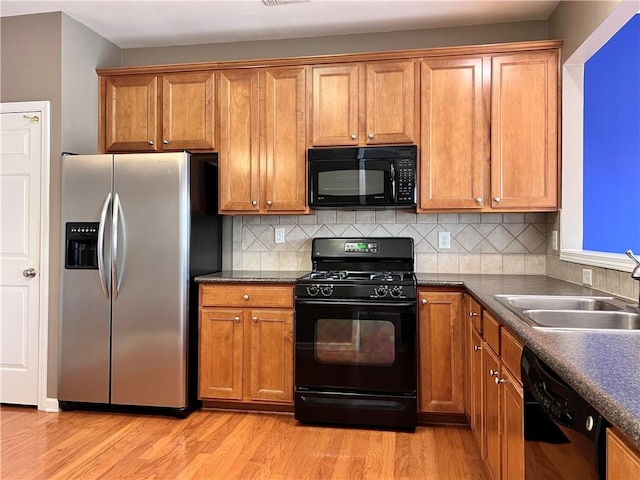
<box><xmin>112</xmin><ymin>192</ymin><xmax>122</xmax><ymax>300</ymax></box>
<box><xmin>97</xmin><ymin>192</ymin><xmax>112</xmax><ymax>299</ymax></box>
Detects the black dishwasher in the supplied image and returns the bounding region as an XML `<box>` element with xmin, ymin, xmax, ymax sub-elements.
<box><xmin>521</xmin><ymin>347</ymin><xmax>609</xmax><ymax>480</ymax></box>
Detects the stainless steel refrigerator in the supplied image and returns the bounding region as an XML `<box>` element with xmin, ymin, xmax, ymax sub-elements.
<box><xmin>58</xmin><ymin>152</ymin><xmax>221</xmax><ymax>416</ymax></box>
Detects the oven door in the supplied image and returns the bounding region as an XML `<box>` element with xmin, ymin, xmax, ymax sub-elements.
<box><xmin>308</xmin><ymin>158</ymin><xmax>394</xmax><ymax>207</ymax></box>
<box><xmin>295</xmin><ymin>299</ymin><xmax>416</xmax><ymax>394</ymax></box>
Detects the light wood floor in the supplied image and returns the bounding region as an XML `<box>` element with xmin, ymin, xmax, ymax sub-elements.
<box><xmin>1</xmin><ymin>405</ymin><xmax>487</xmax><ymax>480</ymax></box>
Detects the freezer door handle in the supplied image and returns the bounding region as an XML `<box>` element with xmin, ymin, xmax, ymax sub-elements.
<box><xmin>112</xmin><ymin>192</ymin><xmax>122</xmax><ymax>300</ymax></box>
<box><xmin>97</xmin><ymin>192</ymin><xmax>111</xmax><ymax>299</ymax></box>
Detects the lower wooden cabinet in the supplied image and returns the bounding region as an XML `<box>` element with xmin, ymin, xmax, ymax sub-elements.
<box><xmin>418</xmin><ymin>290</ymin><xmax>464</xmax><ymax>414</ymax></box>
<box><xmin>483</xmin><ymin>342</ymin><xmax>502</xmax><ymax>480</ymax></box>
<box><xmin>500</xmin><ymin>369</ymin><xmax>524</xmax><ymax>480</ymax></box>
<box><xmin>607</xmin><ymin>428</ymin><xmax>640</xmax><ymax>480</ymax></box>
<box><xmin>198</xmin><ymin>284</ymin><xmax>294</xmax><ymax>406</ymax></box>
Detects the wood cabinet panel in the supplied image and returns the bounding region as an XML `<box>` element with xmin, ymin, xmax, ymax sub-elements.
<box><xmin>483</xmin><ymin>311</ymin><xmax>501</xmax><ymax>354</ymax></box>
<box><xmin>162</xmin><ymin>71</ymin><xmax>215</xmax><ymax>150</ymax></box>
<box><xmin>249</xmin><ymin>309</ymin><xmax>294</xmax><ymax>403</ymax></box>
<box><xmin>418</xmin><ymin>291</ymin><xmax>464</xmax><ymax>414</ymax></box>
<box><xmin>500</xmin><ymin>328</ymin><xmax>523</xmax><ymax>383</ymax></box>
<box><xmin>218</xmin><ymin>69</ymin><xmax>261</xmax><ymax>212</ymax></box>
<box><xmin>365</xmin><ymin>60</ymin><xmax>416</xmax><ymax>145</ymax></box>
<box><xmin>607</xmin><ymin>428</ymin><xmax>640</xmax><ymax>480</ymax></box>
<box><xmin>419</xmin><ymin>57</ymin><xmax>487</xmax><ymax>210</ymax></box>
<box><xmin>501</xmin><ymin>369</ymin><xmax>524</xmax><ymax>480</ymax></box>
<box><xmin>471</xmin><ymin>328</ymin><xmax>485</xmax><ymax>458</ymax></box>
<box><xmin>491</xmin><ymin>50</ymin><xmax>558</xmax><ymax>210</ymax></box>
<box><xmin>311</xmin><ymin>64</ymin><xmax>360</xmax><ymax>146</ymax></box>
<box><xmin>104</xmin><ymin>75</ymin><xmax>159</xmax><ymax>152</ymax></box>
<box><xmin>199</xmin><ymin>308</ymin><xmax>244</xmax><ymax>400</ymax></box>
<box><xmin>483</xmin><ymin>343</ymin><xmax>501</xmax><ymax>480</ymax></box>
<box><xmin>263</xmin><ymin>67</ymin><xmax>307</xmax><ymax>213</ymax></box>
<box><xmin>200</xmin><ymin>284</ymin><xmax>293</xmax><ymax>308</ymax></box>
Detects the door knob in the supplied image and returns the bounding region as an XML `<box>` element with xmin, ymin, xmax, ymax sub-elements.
<box><xmin>351</xmin><ymin>134</ymin><xmax>357</xmax><ymax>140</ymax></box>
<box><xmin>23</xmin><ymin>268</ymin><xmax>36</xmax><ymax>278</ymax></box>
<box><xmin>368</xmin><ymin>133</ymin><xmax>374</xmax><ymax>139</ymax></box>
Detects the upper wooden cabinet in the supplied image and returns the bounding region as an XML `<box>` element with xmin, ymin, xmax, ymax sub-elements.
<box><xmin>310</xmin><ymin>60</ymin><xmax>418</xmax><ymax>146</ymax></box>
<box><xmin>420</xmin><ymin>57</ymin><xmax>488</xmax><ymax>210</ymax></box>
<box><xmin>100</xmin><ymin>71</ymin><xmax>215</xmax><ymax>153</ymax></box>
<box><xmin>418</xmin><ymin>48</ymin><xmax>559</xmax><ymax>213</ymax></box>
<box><xmin>491</xmin><ymin>50</ymin><xmax>558</xmax><ymax>210</ymax></box>
<box><xmin>218</xmin><ymin>67</ymin><xmax>307</xmax><ymax>214</ymax></box>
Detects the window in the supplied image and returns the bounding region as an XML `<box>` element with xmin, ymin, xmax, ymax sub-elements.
<box><xmin>561</xmin><ymin>6</ymin><xmax>640</xmax><ymax>272</ymax></box>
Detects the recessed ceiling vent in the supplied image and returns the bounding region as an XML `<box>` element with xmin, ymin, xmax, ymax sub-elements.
<box><xmin>262</xmin><ymin>0</ymin><xmax>309</xmax><ymax>5</ymax></box>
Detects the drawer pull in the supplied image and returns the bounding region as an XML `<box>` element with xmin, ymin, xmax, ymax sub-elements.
<box><xmin>489</xmin><ymin>368</ymin><xmax>498</xmax><ymax>377</ymax></box>
<box><xmin>421</xmin><ymin>299</ymin><xmax>427</xmax><ymax>305</ymax></box>
<box><xmin>233</xmin><ymin>316</ymin><xmax>240</xmax><ymax>323</ymax></box>
<box><xmin>469</xmin><ymin>312</ymin><xmax>478</xmax><ymax>317</ymax></box>
<box><xmin>252</xmin><ymin>316</ymin><xmax>258</xmax><ymax>322</ymax></box>
<box><xmin>473</xmin><ymin>345</ymin><xmax>481</xmax><ymax>352</ymax></box>
<box><xmin>243</xmin><ymin>294</ymin><xmax>249</xmax><ymax>300</ymax></box>
<box><xmin>495</xmin><ymin>377</ymin><xmax>506</xmax><ymax>386</ymax></box>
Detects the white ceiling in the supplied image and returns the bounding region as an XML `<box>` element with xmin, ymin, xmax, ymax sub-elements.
<box><xmin>1</xmin><ymin>0</ymin><xmax>561</xmax><ymax>49</ymax></box>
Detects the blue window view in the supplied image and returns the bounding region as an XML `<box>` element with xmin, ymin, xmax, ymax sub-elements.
<box><xmin>583</xmin><ymin>14</ymin><xmax>640</xmax><ymax>255</ymax></box>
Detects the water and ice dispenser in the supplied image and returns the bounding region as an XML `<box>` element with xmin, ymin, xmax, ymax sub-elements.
<box><xmin>65</xmin><ymin>222</ymin><xmax>99</xmax><ymax>269</ymax></box>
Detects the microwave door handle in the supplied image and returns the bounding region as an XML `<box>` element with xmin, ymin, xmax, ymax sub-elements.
<box><xmin>390</xmin><ymin>162</ymin><xmax>396</xmax><ymax>200</ymax></box>
<box><xmin>359</xmin><ymin>159</ymin><xmax>366</xmax><ymax>204</ymax></box>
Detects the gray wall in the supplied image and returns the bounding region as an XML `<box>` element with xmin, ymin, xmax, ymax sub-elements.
<box><xmin>1</xmin><ymin>12</ymin><xmax>121</xmax><ymax>398</ymax></box>
<box><xmin>122</xmin><ymin>20</ymin><xmax>548</xmax><ymax>66</ymax></box>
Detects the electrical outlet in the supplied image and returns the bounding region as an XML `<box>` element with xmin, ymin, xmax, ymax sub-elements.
<box><xmin>438</xmin><ymin>231</ymin><xmax>451</xmax><ymax>249</ymax></box>
<box><xmin>582</xmin><ymin>268</ymin><xmax>593</xmax><ymax>286</ymax></box>
<box><xmin>552</xmin><ymin>230</ymin><xmax>558</xmax><ymax>251</ymax></box>
<box><xmin>274</xmin><ymin>228</ymin><xmax>285</xmax><ymax>244</ymax></box>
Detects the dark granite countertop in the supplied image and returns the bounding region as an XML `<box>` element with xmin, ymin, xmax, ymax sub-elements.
<box><xmin>196</xmin><ymin>270</ymin><xmax>640</xmax><ymax>447</ymax></box>
<box><xmin>195</xmin><ymin>270</ymin><xmax>307</xmax><ymax>283</ymax></box>
<box><xmin>416</xmin><ymin>273</ymin><xmax>640</xmax><ymax>448</ymax></box>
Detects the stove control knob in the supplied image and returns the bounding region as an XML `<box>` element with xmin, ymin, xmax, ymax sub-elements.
<box><xmin>321</xmin><ymin>285</ymin><xmax>334</xmax><ymax>297</ymax></box>
<box><xmin>306</xmin><ymin>285</ymin><xmax>319</xmax><ymax>297</ymax></box>
<box><xmin>390</xmin><ymin>286</ymin><xmax>403</xmax><ymax>298</ymax></box>
<box><xmin>374</xmin><ymin>285</ymin><xmax>388</xmax><ymax>297</ymax></box>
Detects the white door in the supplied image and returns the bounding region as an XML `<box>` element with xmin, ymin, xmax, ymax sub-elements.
<box><xmin>0</xmin><ymin>108</ymin><xmax>45</xmax><ymax>405</ymax></box>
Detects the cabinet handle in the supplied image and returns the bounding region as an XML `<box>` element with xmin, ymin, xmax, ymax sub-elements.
<box><xmin>421</xmin><ymin>298</ymin><xmax>427</xmax><ymax>305</ymax></box>
<box><xmin>494</xmin><ymin>197</ymin><xmax>501</xmax><ymax>203</ymax></box>
<box><xmin>233</xmin><ymin>316</ymin><xmax>240</xmax><ymax>322</ymax></box>
<box><xmin>243</xmin><ymin>294</ymin><xmax>249</xmax><ymax>300</ymax></box>
<box><xmin>163</xmin><ymin>139</ymin><xmax>169</xmax><ymax>145</ymax></box>
<box><xmin>495</xmin><ymin>377</ymin><xmax>506</xmax><ymax>385</ymax></box>
<box><xmin>351</xmin><ymin>134</ymin><xmax>357</xmax><ymax>140</ymax></box>
<box><xmin>252</xmin><ymin>316</ymin><xmax>258</xmax><ymax>323</ymax></box>
<box><xmin>469</xmin><ymin>312</ymin><xmax>478</xmax><ymax>317</ymax></box>
<box><xmin>489</xmin><ymin>368</ymin><xmax>498</xmax><ymax>377</ymax></box>
<box><xmin>475</xmin><ymin>197</ymin><xmax>482</xmax><ymax>204</ymax></box>
<box><xmin>473</xmin><ymin>345</ymin><xmax>481</xmax><ymax>352</ymax></box>
<box><xmin>266</xmin><ymin>200</ymin><xmax>272</xmax><ymax>206</ymax></box>
<box><xmin>368</xmin><ymin>133</ymin><xmax>374</xmax><ymax>139</ymax></box>
<box><xmin>148</xmin><ymin>140</ymin><xmax>154</xmax><ymax>145</ymax></box>
<box><xmin>251</xmin><ymin>200</ymin><xmax>257</xmax><ymax>206</ymax></box>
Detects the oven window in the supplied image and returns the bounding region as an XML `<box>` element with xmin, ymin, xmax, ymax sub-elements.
<box><xmin>318</xmin><ymin>170</ymin><xmax>385</xmax><ymax>196</ymax></box>
<box><xmin>315</xmin><ymin>318</ymin><xmax>395</xmax><ymax>365</ymax></box>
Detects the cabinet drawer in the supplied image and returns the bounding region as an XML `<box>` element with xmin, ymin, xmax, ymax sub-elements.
<box><xmin>483</xmin><ymin>311</ymin><xmax>500</xmax><ymax>353</ymax></box>
<box><xmin>201</xmin><ymin>284</ymin><xmax>293</xmax><ymax>308</ymax></box>
<box><xmin>501</xmin><ymin>328</ymin><xmax>523</xmax><ymax>383</ymax></box>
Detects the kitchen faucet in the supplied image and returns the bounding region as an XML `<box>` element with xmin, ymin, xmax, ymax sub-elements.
<box><xmin>626</xmin><ymin>249</ymin><xmax>640</xmax><ymax>310</ymax></box>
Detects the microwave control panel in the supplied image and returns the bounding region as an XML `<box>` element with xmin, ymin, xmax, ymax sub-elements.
<box><xmin>396</xmin><ymin>158</ymin><xmax>416</xmax><ymax>203</ymax></box>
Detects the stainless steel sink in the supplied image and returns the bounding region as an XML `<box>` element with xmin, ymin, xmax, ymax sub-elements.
<box><xmin>495</xmin><ymin>294</ymin><xmax>622</xmax><ymax>311</ymax></box>
<box><xmin>523</xmin><ymin>310</ymin><xmax>640</xmax><ymax>330</ymax></box>
<box><xmin>494</xmin><ymin>294</ymin><xmax>640</xmax><ymax>331</ymax></box>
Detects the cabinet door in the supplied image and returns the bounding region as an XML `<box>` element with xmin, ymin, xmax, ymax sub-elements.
<box><xmin>491</xmin><ymin>50</ymin><xmax>559</xmax><ymax>210</ymax></box>
<box><xmin>162</xmin><ymin>71</ymin><xmax>215</xmax><ymax>150</ymax></box>
<box><xmin>418</xmin><ymin>291</ymin><xmax>464</xmax><ymax>413</ymax></box>
<box><xmin>104</xmin><ymin>75</ymin><xmax>159</xmax><ymax>152</ymax></box>
<box><xmin>607</xmin><ymin>428</ymin><xmax>640</xmax><ymax>480</ymax></box>
<box><xmin>199</xmin><ymin>308</ymin><xmax>244</xmax><ymax>400</ymax></box>
<box><xmin>419</xmin><ymin>57</ymin><xmax>487</xmax><ymax>210</ymax></box>
<box><xmin>501</xmin><ymin>369</ymin><xmax>524</xmax><ymax>480</ymax></box>
<box><xmin>483</xmin><ymin>344</ymin><xmax>501</xmax><ymax>480</ymax></box>
<box><xmin>249</xmin><ymin>309</ymin><xmax>293</xmax><ymax>404</ymax></box>
<box><xmin>263</xmin><ymin>67</ymin><xmax>307</xmax><ymax>213</ymax></box>
<box><xmin>310</xmin><ymin>64</ymin><xmax>360</xmax><ymax>146</ymax></box>
<box><xmin>218</xmin><ymin>69</ymin><xmax>261</xmax><ymax>212</ymax></box>
<box><xmin>464</xmin><ymin>294</ymin><xmax>482</xmax><ymax>417</ymax></box>
<box><xmin>471</xmin><ymin>328</ymin><xmax>484</xmax><ymax>457</ymax></box>
<box><xmin>365</xmin><ymin>60</ymin><xmax>417</xmax><ymax>145</ymax></box>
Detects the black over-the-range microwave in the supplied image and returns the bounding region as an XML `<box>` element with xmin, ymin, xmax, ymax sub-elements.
<box><xmin>307</xmin><ymin>145</ymin><xmax>417</xmax><ymax>209</ymax></box>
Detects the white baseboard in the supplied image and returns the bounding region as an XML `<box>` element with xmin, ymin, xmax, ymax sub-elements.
<box><xmin>43</xmin><ymin>397</ymin><xmax>60</xmax><ymax>413</ymax></box>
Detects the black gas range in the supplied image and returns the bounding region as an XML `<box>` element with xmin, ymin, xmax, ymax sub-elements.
<box><xmin>294</xmin><ymin>237</ymin><xmax>418</xmax><ymax>430</ymax></box>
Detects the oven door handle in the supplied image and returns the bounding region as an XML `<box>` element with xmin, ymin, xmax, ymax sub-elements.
<box><xmin>296</xmin><ymin>300</ymin><xmax>416</xmax><ymax>308</ymax></box>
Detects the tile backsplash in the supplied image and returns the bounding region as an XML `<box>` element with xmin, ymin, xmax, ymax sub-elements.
<box><xmin>232</xmin><ymin>211</ymin><xmax>550</xmax><ymax>274</ymax></box>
